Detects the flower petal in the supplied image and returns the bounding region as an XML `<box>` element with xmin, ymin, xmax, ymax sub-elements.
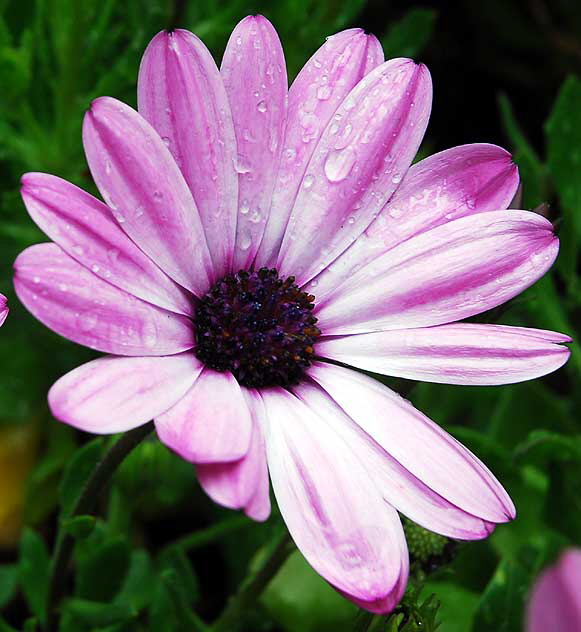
<box><xmin>292</xmin><ymin>374</ymin><xmax>497</xmax><ymax>539</ymax></box>
<box><xmin>138</xmin><ymin>30</ymin><xmax>238</xmax><ymax>278</ymax></box>
<box><xmin>49</xmin><ymin>353</ymin><xmax>201</xmax><ymax>433</ymax></box>
<box><xmin>276</xmin><ymin>59</ymin><xmax>432</xmax><ymax>286</ymax></box>
<box><xmin>309</xmin><ymin>362</ymin><xmax>515</xmax><ymax>524</ymax></box>
<box><xmin>0</xmin><ymin>294</ymin><xmax>7</xmax><ymax>327</ymax></box>
<box><xmin>14</xmin><ymin>243</ymin><xmax>194</xmax><ymax>355</ymax></box>
<box><xmin>221</xmin><ymin>15</ymin><xmax>287</xmax><ymax>270</ymax></box>
<box><xmin>256</xmin><ymin>29</ymin><xmax>384</xmax><ymax>266</ymax></box>
<box><xmin>308</xmin><ymin>143</ymin><xmax>519</xmax><ymax>299</ymax></box>
<box><xmin>316</xmin><ymin>210</ymin><xmax>558</xmax><ymax>334</ymax></box>
<box><xmin>197</xmin><ymin>388</ymin><xmax>270</xmax><ymax>521</ymax></box>
<box><xmin>261</xmin><ymin>387</ymin><xmax>408</xmax><ymax>613</ymax></box>
<box><xmin>83</xmin><ymin>96</ymin><xmax>213</xmax><ymax>295</ymax></box>
<box><xmin>317</xmin><ymin>323</ymin><xmax>571</xmax><ymax>385</ymax></box>
<box><xmin>155</xmin><ymin>368</ymin><xmax>252</xmax><ymax>464</ymax></box>
<box><xmin>527</xmin><ymin>549</ymin><xmax>581</xmax><ymax>632</ymax></box>
<box><xmin>21</xmin><ymin>172</ymin><xmax>191</xmax><ymax>315</ymax></box>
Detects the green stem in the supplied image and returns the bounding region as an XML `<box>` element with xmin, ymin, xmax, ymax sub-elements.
<box><xmin>45</xmin><ymin>422</ymin><xmax>154</xmax><ymax>632</ymax></box>
<box><xmin>212</xmin><ymin>530</ymin><xmax>295</xmax><ymax>632</ymax></box>
<box><xmin>163</xmin><ymin>515</ymin><xmax>252</xmax><ymax>555</ymax></box>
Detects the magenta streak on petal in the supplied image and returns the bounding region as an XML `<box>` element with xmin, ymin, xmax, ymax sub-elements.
<box><xmin>294</xmin><ymin>376</ymin><xmax>498</xmax><ymax>539</ymax></box>
<box><xmin>309</xmin><ymin>362</ymin><xmax>515</xmax><ymax>523</ymax></box>
<box><xmin>155</xmin><ymin>368</ymin><xmax>252</xmax><ymax>464</ymax></box>
<box><xmin>0</xmin><ymin>294</ymin><xmax>7</xmax><ymax>327</ymax></box>
<box><xmin>196</xmin><ymin>389</ymin><xmax>270</xmax><ymax>520</ymax></box>
<box><xmin>317</xmin><ymin>323</ymin><xmax>571</xmax><ymax>386</ymax></box>
<box><xmin>276</xmin><ymin>59</ymin><xmax>432</xmax><ymax>287</ymax></box>
<box><xmin>82</xmin><ymin>97</ymin><xmax>214</xmax><ymax>296</ymax></box>
<box><xmin>49</xmin><ymin>353</ymin><xmax>202</xmax><ymax>434</ymax></box>
<box><xmin>14</xmin><ymin>243</ymin><xmax>194</xmax><ymax>356</ymax></box>
<box><xmin>221</xmin><ymin>15</ymin><xmax>288</xmax><ymax>270</ymax></box>
<box><xmin>315</xmin><ymin>210</ymin><xmax>558</xmax><ymax>335</ymax></box>
<box><xmin>261</xmin><ymin>387</ymin><xmax>408</xmax><ymax>611</ymax></box>
<box><xmin>255</xmin><ymin>29</ymin><xmax>384</xmax><ymax>267</ymax></box>
<box><xmin>21</xmin><ymin>172</ymin><xmax>192</xmax><ymax>316</ymax></box>
<box><xmin>306</xmin><ymin>143</ymin><xmax>520</xmax><ymax>300</ymax></box>
<box><xmin>138</xmin><ymin>29</ymin><xmax>238</xmax><ymax>279</ymax></box>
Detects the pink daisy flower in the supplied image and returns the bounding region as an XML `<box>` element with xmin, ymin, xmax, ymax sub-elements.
<box><xmin>15</xmin><ymin>16</ymin><xmax>570</xmax><ymax>613</ymax></box>
<box><xmin>0</xmin><ymin>295</ymin><xmax>7</xmax><ymax>326</ymax></box>
<box><xmin>527</xmin><ymin>549</ymin><xmax>581</xmax><ymax>631</ymax></box>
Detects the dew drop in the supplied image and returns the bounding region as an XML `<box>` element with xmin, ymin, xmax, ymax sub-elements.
<box><xmin>316</xmin><ymin>85</ymin><xmax>331</xmax><ymax>100</ymax></box>
<box><xmin>303</xmin><ymin>174</ymin><xmax>316</xmax><ymax>189</ymax></box>
<box><xmin>239</xmin><ymin>199</ymin><xmax>250</xmax><ymax>214</ymax></box>
<box><xmin>324</xmin><ymin>148</ymin><xmax>357</xmax><ymax>183</ymax></box>
<box><xmin>237</xmin><ymin>229</ymin><xmax>252</xmax><ymax>251</ymax></box>
<box><xmin>257</xmin><ymin>100</ymin><xmax>267</xmax><ymax>113</ymax></box>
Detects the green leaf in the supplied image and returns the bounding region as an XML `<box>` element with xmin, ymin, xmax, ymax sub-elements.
<box><xmin>471</xmin><ymin>554</ymin><xmax>537</xmax><ymax>632</ymax></box>
<box><xmin>114</xmin><ymin>550</ymin><xmax>155</xmax><ymax>611</ymax></box>
<box><xmin>263</xmin><ymin>550</ymin><xmax>358</xmax><ymax>632</ymax></box>
<box><xmin>18</xmin><ymin>528</ymin><xmax>50</xmax><ymax>622</ymax></box>
<box><xmin>0</xmin><ymin>565</ymin><xmax>17</xmax><ymax>608</ymax></box>
<box><xmin>498</xmin><ymin>93</ymin><xmax>545</xmax><ymax>208</ymax></box>
<box><xmin>381</xmin><ymin>9</ymin><xmax>437</xmax><ymax>59</ymax></box>
<box><xmin>64</xmin><ymin>599</ymin><xmax>136</xmax><ymax>627</ymax></box>
<box><xmin>76</xmin><ymin>536</ymin><xmax>131</xmax><ymax>602</ymax></box>
<box><xmin>422</xmin><ymin>581</ymin><xmax>479</xmax><ymax>632</ymax></box>
<box><xmin>545</xmin><ymin>75</ymin><xmax>581</xmax><ymax>291</ymax></box>
<box><xmin>546</xmin><ymin>75</ymin><xmax>581</xmax><ymax>234</ymax></box>
<box><xmin>59</xmin><ymin>438</ymin><xmax>104</xmax><ymax>517</ymax></box>
<box><xmin>61</xmin><ymin>515</ymin><xmax>97</xmax><ymax>539</ymax></box>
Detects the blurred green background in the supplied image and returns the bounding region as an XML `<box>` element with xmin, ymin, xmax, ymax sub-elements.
<box><xmin>1</xmin><ymin>0</ymin><xmax>581</xmax><ymax>630</ymax></box>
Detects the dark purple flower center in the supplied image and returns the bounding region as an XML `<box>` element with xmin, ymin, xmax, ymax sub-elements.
<box><xmin>194</xmin><ymin>268</ymin><xmax>321</xmax><ymax>388</ymax></box>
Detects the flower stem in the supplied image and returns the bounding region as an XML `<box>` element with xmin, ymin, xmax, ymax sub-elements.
<box><xmin>212</xmin><ymin>529</ymin><xmax>295</xmax><ymax>632</ymax></box>
<box><xmin>45</xmin><ymin>422</ymin><xmax>154</xmax><ymax>632</ymax></box>
<box><xmin>163</xmin><ymin>515</ymin><xmax>252</xmax><ymax>555</ymax></box>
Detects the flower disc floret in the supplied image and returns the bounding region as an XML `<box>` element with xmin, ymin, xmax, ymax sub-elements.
<box><xmin>194</xmin><ymin>268</ymin><xmax>320</xmax><ymax>388</ymax></box>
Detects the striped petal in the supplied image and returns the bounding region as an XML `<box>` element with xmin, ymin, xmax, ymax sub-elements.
<box><xmin>14</xmin><ymin>243</ymin><xmax>193</xmax><ymax>356</ymax></box>
<box><xmin>138</xmin><ymin>29</ymin><xmax>238</xmax><ymax>278</ymax></box>
<box><xmin>83</xmin><ymin>97</ymin><xmax>213</xmax><ymax>295</ymax></box>
<box><xmin>221</xmin><ymin>15</ymin><xmax>287</xmax><ymax>270</ymax></box>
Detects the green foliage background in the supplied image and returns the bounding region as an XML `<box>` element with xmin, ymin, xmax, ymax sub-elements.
<box><xmin>1</xmin><ymin>0</ymin><xmax>580</xmax><ymax>630</ymax></box>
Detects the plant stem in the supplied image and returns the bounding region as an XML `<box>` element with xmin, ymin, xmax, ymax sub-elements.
<box><xmin>163</xmin><ymin>515</ymin><xmax>252</xmax><ymax>555</ymax></box>
<box><xmin>212</xmin><ymin>529</ymin><xmax>295</xmax><ymax>632</ymax></box>
<box><xmin>45</xmin><ymin>422</ymin><xmax>154</xmax><ymax>632</ymax></box>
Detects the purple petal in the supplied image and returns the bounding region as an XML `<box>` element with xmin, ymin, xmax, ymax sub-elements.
<box><xmin>14</xmin><ymin>243</ymin><xmax>194</xmax><ymax>355</ymax></box>
<box><xmin>309</xmin><ymin>362</ymin><xmax>515</xmax><ymax>525</ymax></box>
<box><xmin>276</xmin><ymin>59</ymin><xmax>432</xmax><ymax>286</ymax></box>
<box><xmin>293</xmin><ymin>373</ymin><xmax>496</xmax><ymax>539</ymax></box>
<box><xmin>83</xmin><ymin>97</ymin><xmax>213</xmax><ymax>295</ymax></box>
<box><xmin>21</xmin><ymin>173</ymin><xmax>191</xmax><ymax>315</ymax></box>
<box><xmin>155</xmin><ymin>368</ymin><xmax>252</xmax><ymax>464</ymax></box>
<box><xmin>256</xmin><ymin>28</ymin><xmax>384</xmax><ymax>266</ymax></box>
<box><xmin>261</xmin><ymin>387</ymin><xmax>408</xmax><ymax>613</ymax></box>
<box><xmin>0</xmin><ymin>294</ymin><xmax>7</xmax><ymax>327</ymax></box>
<box><xmin>308</xmin><ymin>143</ymin><xmax>519</xmax><ymax>299</ymax></box>
<box><xmin>527</xmin><ymin>549</ymin><xmax>581</xmax><ymax>632</ymax></box>
<box><xmin>197</xmin><ymin>388</ymin><xmax>270</xmax><ymax>521</ymax></box>
<box><xmin>49</xmin><ymin>353</ymin><xmax>201</xmax><ymax>433</ymax></box>
<box><xmin>221</xmin><ymin>15</ymin><xmax>287</xmax><ymax>270</ymax></box>
<box><xmin>317</xmin><ymin>323</ymin><xmax>571</xmax><ymax>385</ymax></box>
<box><xmin>138</xmin><ymin>30</ymin><xmax>238</xmax><ymax>278</ymax></box>
<box><xmin>316</xmin><ymin>210</ymin><xmax>558</xmax><ymax>334</ymax></box>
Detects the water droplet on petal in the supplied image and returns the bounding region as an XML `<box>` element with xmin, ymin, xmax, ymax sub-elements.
<box><xmin>303</xmin><ymin>174</ymin><xmax>316</xmax><ymax>189</ymax></box>
<box><xmin>237</xmin><ymin>229</ymin><xmax>252</xmax><ymax>251</ymax></box>
<box><xmin>257</xmin><ymin>100</ymin><xmax>267</xmax><ymax>113</ymax></box>
<box><xmin>324</xmin><ymin>148</ymin><xmax>357</xmax><ymax>183</ymax></box>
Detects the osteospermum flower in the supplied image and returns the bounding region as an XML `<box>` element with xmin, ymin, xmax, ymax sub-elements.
<box><xmin>0</xmin><ymin>295</ymin><xmax>6</xmax><ymax>326</ymax></box>
<box><xmin>15</xmin><ymin>16</ymin><xmax>571</xmax><ymax>613</ymax></box>
<box><xmin>526</xmin><ymin>549</ymin><xmax>581</xmax><ymax>631</ymax></box>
